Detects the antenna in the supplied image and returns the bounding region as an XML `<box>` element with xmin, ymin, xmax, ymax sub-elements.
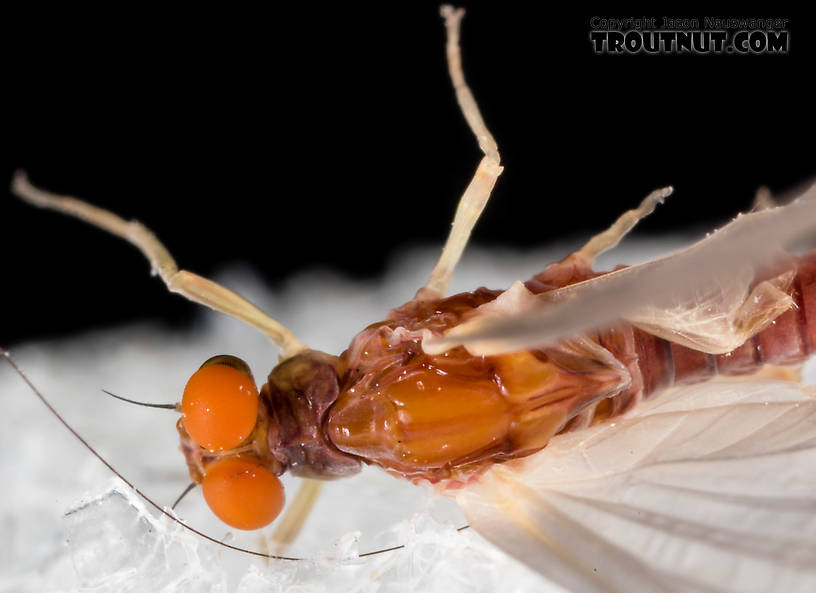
<box><xmin>171</xmin><ymin>482</ymin><xmax>197</xmax><ymax>510</ymax></box>
<box><xmin>102</xmin><ymin>389</ymin><xmax>178</xmax><ymax>410</ymax></box>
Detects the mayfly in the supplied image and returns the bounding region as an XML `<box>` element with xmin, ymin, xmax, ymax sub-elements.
<box><xmin>6</xmin><ymin>6</ymin><xmax>816</xmax><ymax>592</ymax></box>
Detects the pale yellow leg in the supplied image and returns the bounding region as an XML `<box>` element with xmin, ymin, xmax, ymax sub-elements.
<box><xmin>752</xmin><ymin>186</ymin><xmax>776</xmax><ymax>211</ymax></box>
<box><xmin>417</xmin><ymin>6</ymin><xmax>504</xmax><ymax>301</ymax></box>
<box><xmin>576</xmin><ymin>186</ymin><xmax>674</xmax><ymax>264</ymax></box>
<box><xmin>11</xmin><ymin>172</ymin><xmax>306</xmax><ymax>359</ymax></box>
<box><xmin>268</xmin><ymin>479</ymin><xmax>323</xmax><ymax>554</ymax></box>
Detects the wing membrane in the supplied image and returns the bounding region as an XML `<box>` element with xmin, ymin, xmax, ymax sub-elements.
<box><xmin>457</xmin><ymin>381</ymin><xmax>816</xmax><ymax>593</ymax></box>
<box><xmin>424</xmin><ymin>183</ymin><xmax>816</xmax><ymax>356</ymax></box>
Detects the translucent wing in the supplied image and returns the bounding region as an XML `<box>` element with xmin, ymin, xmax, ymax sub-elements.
<box><xmin>457</xmin><ymin>380</ymin><xmax>816</xmax><ymax>593</ymax></box>
<box><xmin>625</xmin><ymin>267</ymin><xmax>795</xmax><ymax>353</ymax></box>
<box><xmin>424</xmin><ymin>183</ymin><xmax>816</xmax><ymax>357</ymax></box>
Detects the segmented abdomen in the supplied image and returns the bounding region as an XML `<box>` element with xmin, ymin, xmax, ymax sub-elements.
<box><xmin>590</xmin><ymin>251</ymin><xmax>816</xmax><ymax>425</ymax></box>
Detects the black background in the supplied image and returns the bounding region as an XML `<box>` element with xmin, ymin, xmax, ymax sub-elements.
<box><xmin>3</xmin><ymin>5</ymin><xmax>814</xmax><ymax>345</ymax></box>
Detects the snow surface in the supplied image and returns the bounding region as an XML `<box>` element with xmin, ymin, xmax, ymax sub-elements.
<box><xmin>0</xmin><ymin>240</ymin><xmax>691</xmax><ymax>593</ymax></box>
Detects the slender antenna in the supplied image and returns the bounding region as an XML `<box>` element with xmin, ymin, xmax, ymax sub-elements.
<box><xmin>102</xmin><ymin>389</ymin><xmax>179</xmax><ymax>410</ymax></box>
<box><xmin>358</xmin><ymin>525</ymin><xmax>471</xmax><ymax>558</ymax></box>
<box><xmin>1</xmin><ymin>347</ymin><xmax>470</xmax><ymax>560</ymax></box>
<box><xmin>172</xmin><ymin>482</ymin><xmax>197</xmax><ymax>510</ymax></box>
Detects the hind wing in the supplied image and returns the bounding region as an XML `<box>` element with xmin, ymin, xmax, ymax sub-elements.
<box><xmin>457</xmin><ymin>381</ymin><xmax>816</xmax><ymax>593</ymax></box>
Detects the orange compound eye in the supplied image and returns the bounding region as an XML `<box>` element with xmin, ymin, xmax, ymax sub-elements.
<box><xmin>181</xmin><ymin>356</ymin><xmax>259</xmax><ymax>451</ymax></box>
<box><xmin>201</xmin><ymin>456</ymin><xmax>285</xmax><ymax>530</ymax></box>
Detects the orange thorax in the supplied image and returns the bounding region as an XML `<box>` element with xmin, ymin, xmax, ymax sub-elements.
<box><xmin>326</xmin><ymin>289</ymin><xmax>628</xmax><ymax>482</ymax></box>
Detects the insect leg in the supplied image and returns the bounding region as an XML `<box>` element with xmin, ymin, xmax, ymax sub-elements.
<box><xmin>576</xmin><ymin>186</ymin><xmax>674</xmax><ymax>263</ymax></box>
<box><xmin>752</xmin><ymin>186</ymin><xmax>776</xmax><ymax>211</ymax></box>
<box><xmin>268</xmin><ymin>479</ymin><xmax>323</xmax><ymax>554</ymax></box>
<box><xmin>417</xmin><ymin>6</ymin><xmax>504</xmax><ymax>300</ymax></box>
<box><xmin>521</xmin><ymin>186</ymin><xmax>674</xmax><ymax>293</ymax></box>
<box><xmin>11</xmin><ymin>172</ymin><xmax>306</xmax><ymax>359</ymax></box>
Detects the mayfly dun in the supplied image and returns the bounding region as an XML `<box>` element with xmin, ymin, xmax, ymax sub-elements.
<box><xmin>5</xmin><ymin>6</ymin><xmax>816</xmax><ymax>593</ymax></box>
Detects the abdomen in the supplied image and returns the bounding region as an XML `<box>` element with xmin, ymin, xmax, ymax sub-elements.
<box><xmin>589</xmin><ymin>250</ymin><xmax>816</xmax><ymax>426</ymax></box>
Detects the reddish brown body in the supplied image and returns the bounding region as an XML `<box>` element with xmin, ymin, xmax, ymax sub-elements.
<box><xmin>179</xmin><ymin>251</ymin><xmax>816</xmax><ymax>487</ymax></box>
<box><xmin>323</xmin><ymin>250</ymin><xmax>816</xmax><ymax>483</ymax></box>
